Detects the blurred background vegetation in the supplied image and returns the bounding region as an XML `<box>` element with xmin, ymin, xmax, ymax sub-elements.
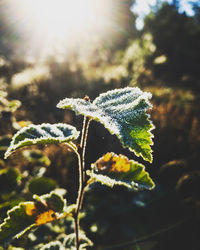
<box><xmin>0</xmin><ymin>0</ymin><xmax>200</xmax><ymax>249</ymax></box>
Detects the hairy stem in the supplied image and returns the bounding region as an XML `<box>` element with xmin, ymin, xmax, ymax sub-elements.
<box><xmin>74</xmin><ymin>115</ymin><xmax>91</xmax><ymax>250</ymax></box>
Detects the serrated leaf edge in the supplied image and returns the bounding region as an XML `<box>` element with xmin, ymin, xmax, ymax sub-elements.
<box><xmin>0</xmin><ymin>202</ymin><xmax>36</xmax><ymax>244</ymax></box>
<box><xmin>57</xmin><ymin>87</ymin><xmax>154</xmax><ymax>162</ymax></box>
<box><xmin>87</xmin><ymin>157</ymin><xmax>155</xmax><ymax>191</ymax></box>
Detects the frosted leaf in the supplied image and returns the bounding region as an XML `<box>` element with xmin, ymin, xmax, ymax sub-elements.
<box><xmin>57</xmin><ymin>87</ymin><xmax>154</xmax><ymax>162</ymax></box>
<box><xmin>87</xmin><ymin>152</ymin><xmax>155</xmax><ymax>191</ymax></box>
<box><xmin>0</xmin><ymin>192</ymin><xmax>66</xmax><ymax>245</ymax></box>
<box><xmin>4</xmin><ymin>123</ymin><xmax>80</xmax><ymax>158</ymax></box>
<box><xmin>61</xmin><ymin>232</ymin><xmax>93</xmax><ymax>249</ymax></box>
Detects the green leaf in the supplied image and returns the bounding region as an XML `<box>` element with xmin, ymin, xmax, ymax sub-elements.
<box><xmin>38</xmin><ymin>232</ymin><xmax>93</xmax><ymax>250</ymax></box>
<box><xmin>60</xmin><ymin>232</ymin><xmax>93</xmax><ymax>250</ymax></box>
<box><xmin>4</xmin><ymin>123</ymin><xmax>80</xmax><ymax>159</ymax></box>
<box><xmin>87</xmin><ymin>152</ymin><xmax>155</xmax><ymax>191</ymax></box>
<box><xmin>28</xmin><ymin>177</ymin><xmax>57</xmax><ymax>195</ymax></box>
<box><xmin>23</xmin><ymin>149</ymin><xmax>51</xmax><ymax>166</ymax></box>
<box><xmin>57</xmin><ymin>87</ymin><xmax>154</xmax><ymax>162</ymax></box>
<box><xmin>0</xmin><ymin>203</ymin><xmax>36</xmax><ymax>246</ymax></box>
<box><xmin>40</xmin><ymin>240</ymin><xmax>65</xmax><ymax>250</ymax></box>
<box><xmin>0</xmin><ymin>168</ymin><xmax>21</xmax><ymax>194</ymax></box>
<box><xmin>0</xmin><ymin>192</ymin><xmax>66</xmax><ymax>246</ymax></box>
<box><xmin>41</xmin><ymin>191</ymin><xmax>66</xmax><ymax>213</ymax></box>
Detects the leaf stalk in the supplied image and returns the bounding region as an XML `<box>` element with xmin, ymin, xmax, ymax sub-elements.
<box><xmin>74</xmin><ymin>115</ymin><xmax>91</xmax><ymax>250</ymax></box>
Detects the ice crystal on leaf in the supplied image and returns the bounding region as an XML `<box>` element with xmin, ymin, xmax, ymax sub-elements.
<box><xmin>4</xmin><ymin>123</ymin><xmax>79</xmax><ymax>158</ymax></box>
<box><xmin>57</xmin><ymin>87</ymin><xmax>154</xmax><ymax>162</ymax></box>
<box><xmin>87</xmin><ymin>152</ymin><xmax>155</xmax><ymax>190</ymax></box>
<box><xmin>0</xmin><ymin>192</ymin><xmax>66</xmax><ymax>245</ymax></box>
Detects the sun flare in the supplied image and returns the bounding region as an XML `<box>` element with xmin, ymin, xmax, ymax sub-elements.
<box><xmin>23</xmin><ymin>0</ymin><xmax>104</xmax><ymax>36</ymax></box>
<box><xmin>13</xmin><ymin>0</ymin><xmax>110</xmax><ymax>57</ymax></box>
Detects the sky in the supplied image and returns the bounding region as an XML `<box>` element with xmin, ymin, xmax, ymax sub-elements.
<box><xmin>132</xmin><ymin>0</ymin><xmax>198</xmax><ymax>29</ymax></box>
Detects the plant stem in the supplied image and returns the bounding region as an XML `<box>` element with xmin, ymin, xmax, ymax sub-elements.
<box><xmin>80</xmin><ymin>116</ymin><xmax>91</xmax><ymax>182</ymax></box>
<box><xmin>74</xmin><ymin>116</ymin><xmax>91</xmax><ymax>250</ymax></box>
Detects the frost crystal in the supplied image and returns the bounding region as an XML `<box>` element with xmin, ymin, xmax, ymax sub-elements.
<box><xmin>57</xmin><ymin>87</ymin><xmax>154</xmax><ymax>162</ymax></box>
<box><xmin>5</xmin><ymin>123</ymin><xmax>80</xmax><ymax>158</ymax></box>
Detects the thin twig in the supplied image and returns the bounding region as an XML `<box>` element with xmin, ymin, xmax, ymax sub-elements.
<box><xmin>74</xmin><ymin>113</ymin><xmax>91</xmax><ymax>250</ymax></box>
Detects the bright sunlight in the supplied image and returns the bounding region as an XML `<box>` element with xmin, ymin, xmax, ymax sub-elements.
<box><xmin>13</xmin><ymin>0</ymin><xmax>110</xmax><ymax>58</ymax></box>
<box><xmin>20</xmin><ymin>0</ymin><xmax>107</xmax><ymax>37</ymax></box>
